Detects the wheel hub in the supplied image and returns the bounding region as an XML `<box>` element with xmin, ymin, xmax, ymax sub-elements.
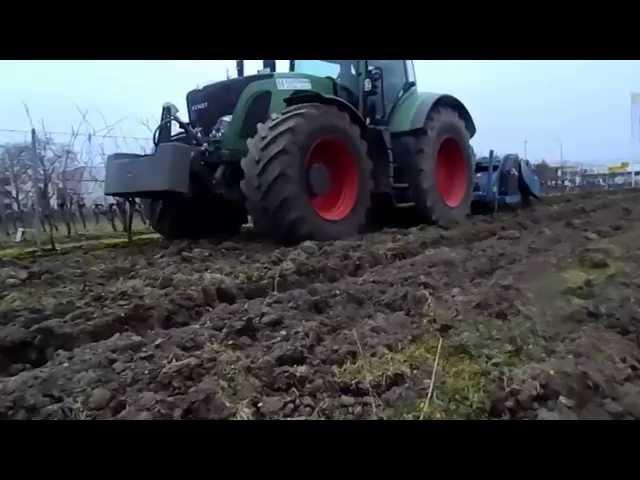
<box><xmin>436</xmin><ymin>137</ymin><xmax>468</xmax><ymax>208</ymax></box>
<box><xmin>308</xmin><ymin>162</ymin><xmax>331</xmax><ymax>196</ymax></box>
<box><xmin>304</xmin><ymin>137</ymin><xmax>359</xmax><ymax>221</ymax></box>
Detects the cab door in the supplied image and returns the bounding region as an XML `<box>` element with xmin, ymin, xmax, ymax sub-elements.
<box><xmin>364</xmin><ymin>60</ymin><xmax>410</xmax><ymax>125</ymax></box>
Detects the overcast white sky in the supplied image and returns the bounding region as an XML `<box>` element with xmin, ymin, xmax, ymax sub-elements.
<box><xmin>1</xmin><ymin>60</ymin><xmax>639</xmax><ymax>165</ymax></box>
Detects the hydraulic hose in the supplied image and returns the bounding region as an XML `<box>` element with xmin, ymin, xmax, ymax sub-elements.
<box><xmin>152</xmin><ymin>116</ymin><xmax>201</xmax><ymax>147</ymax></box>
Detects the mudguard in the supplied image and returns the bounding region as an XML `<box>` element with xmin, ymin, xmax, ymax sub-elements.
<box><xmin>220</xmin><ymin>74</ymin><xmax>335</xmax><ymax>151</ymax></box>
<box><xmin>283</xmin><ymin>92</ymin><xmax>367</xmax><ymax>131</ymax></box>
<box><xmin>389</xmin><ymin>87</ymin><xmax>476</xmax><ymax>138</ymax></box>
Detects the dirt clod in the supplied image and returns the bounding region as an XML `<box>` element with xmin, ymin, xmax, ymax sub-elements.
<box><xmin>536</xmin><ymin>409</ymin><xmax>561</xmax><ymax>420</ymax></box>
<box><xmin>201</xmin><ymin>286</ymin><xmax>218</xmax><ymax>307</ymax></box>
<box><xmin>88</xmin><ymin>387</ymin><xmax>112</xmax><ymax>410</ymax></box>
<box><xmin>339</xmin><ymin>395</ymin><xmax>355</xmax><ymax>407</ymax></box>
<box><xmin>259</xmin><ymin>396</ymin><xmax>284</xmax><ymax>415</ymax></box>
<box><xmin>603</xmin><ymin>399</ymin><xmax>625</xmax><ymax>417</ymax></box>
<box><xmin>497</xmin><ymin>230</ymin><xmax>521</xmax><ymax>240</ymax></box>
<box><xmin>299</xmin><ymin>241</ymin><xmax>320</xmax><ymax>256</ymax></box>
<box><xmin>566</xmin><ymin>219</ymin><xmax>583</xmax><ymax>229</ymax></box>
<box><xmin>579</xmin><ymin>253</ymin><xmax>610</xmax><ymax>269</ymax></box>
<box><xmin>157</xmin><ymin>276</ymin><xmax>173</xmax><ymax>289</ymax></box>
<box><xmin>273</xmin><ymin>345</ymin><xmax>306</xmax><ymax>367</ymax></box>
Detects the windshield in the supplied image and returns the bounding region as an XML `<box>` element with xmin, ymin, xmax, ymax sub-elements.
<box><xmin>292</xmin><ymin>60</ymin><xmax>358</xmax><ymax>79</ymax></box>
<box><xmin>292</xmin><ymin>60</ymin><xmax>359</xmax><ymax>103</ymax></box>
<box><xmin>293</xmin><ymin>60</ymin><xmax>341</xmax><ymax>78</ymax></box>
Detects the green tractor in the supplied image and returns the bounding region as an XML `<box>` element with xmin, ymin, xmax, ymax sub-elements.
<box><xmin>105</xmin><ymin>60</ymin><xmax>476</xmax><ymax>242</ymax></box>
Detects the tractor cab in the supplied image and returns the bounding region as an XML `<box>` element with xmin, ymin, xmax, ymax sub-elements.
<box><xmin>289</xmin><ymin>60</ymin><xmax>416</xmax><ymax>125</ymax></box>
<box><xmin>289</xmin><ymin>60</ymin><xmax>360</xmax><ymax>107</ymax></box>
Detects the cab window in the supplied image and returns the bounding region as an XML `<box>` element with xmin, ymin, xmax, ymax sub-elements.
<box><xmin>367</xmin><ymin>60</ymin><xmax>408</xmax><ymax>115</ymax></box>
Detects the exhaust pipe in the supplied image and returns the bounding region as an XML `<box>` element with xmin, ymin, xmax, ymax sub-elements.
<box><xmin>236</xmin><ymin>60</ymin><xmax>244</xmax><ymax>78</ymax></box>
<box><xmin>262</xmin><ymin>60</ymin><xmax>276</xmax><ymax>73</ymax></box>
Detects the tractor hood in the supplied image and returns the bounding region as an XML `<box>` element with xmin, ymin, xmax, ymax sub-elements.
<box><xmin>186</xmin><ymin>74</ymin><xmax>273</xmax><ymax>134</ymax></box>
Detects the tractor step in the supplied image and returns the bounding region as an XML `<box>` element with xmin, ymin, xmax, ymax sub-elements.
<box><xmin>395</xmin><ymin>202</ymin><xmax>415</xmax><ymax>208</ymax></box>
<box><xmin>392</xmin><ymin>183</ymin><xmax>409</xmax><ymax>188</ymax></box>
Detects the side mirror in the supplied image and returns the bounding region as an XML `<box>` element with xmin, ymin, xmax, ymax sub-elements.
<box><xmin>364</xmin><ymin>78</ymin><xmax>373</xmax><ymax>92</ymax></box>
<box><xmin>364</xmin><ymin>66</ymin><xmax>383</xmax><ymax>96</ymax></box>
<box><xmin>262</xmin><ymin>60</ymin><xmax>276</xmax><ymax>73</ymax></box>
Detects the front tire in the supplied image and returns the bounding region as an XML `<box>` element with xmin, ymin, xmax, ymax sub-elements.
<box><xmin>241</xmin><ymin>104</ymin><xmax>373</xmax><ymax>243</ymax></box>
<box><xmin>410</xmin><ymin>107</ymin><xmax>473</xmax><ymax>227</ymax></box>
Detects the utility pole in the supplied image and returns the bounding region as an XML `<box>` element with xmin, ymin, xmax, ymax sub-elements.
<box><xmin>524</xmin><ymin>138</ymin><xmax>528</xmax><ymax>160</ymax></box>
<box><xmin>30</xmin><ymin>128</ymin><xmax>42</xmax><ymax>249</ymax></box>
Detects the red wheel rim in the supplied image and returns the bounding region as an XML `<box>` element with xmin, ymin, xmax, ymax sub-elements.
<box><xmin>305</xmin><ymin>137</ymin><xmax>359</xmax><ymax>221</ymax></box>
<box><xmin>436</xmin><ymin>138</ymin><xmax>468</xmax><ymax>207</ymax></box>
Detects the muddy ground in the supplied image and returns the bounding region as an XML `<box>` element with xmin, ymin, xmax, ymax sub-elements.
<box><xmin>1</xmin><ymin>189</ymin><xmax>640</xmax><ymax>420</ymax></box>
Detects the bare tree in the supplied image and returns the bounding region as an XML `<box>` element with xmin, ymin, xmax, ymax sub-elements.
<box><xmin>0</xmin><ymin>144</ymin><xmax>31</xmax><ymax>215</ymax></box>
<box><xmin>36</xmin><ymin>185</ymin><xmax>56</xmax><ymax>250</ymax></box>
<box><xmin>36</xmin><ymin>119</ymin><xmax>84</xmax><ymax>237</ymax></box>
<box><xmin>9</xmin><ymin>103</ymin><xmax>149</xmax><ymax>242</ymax></box>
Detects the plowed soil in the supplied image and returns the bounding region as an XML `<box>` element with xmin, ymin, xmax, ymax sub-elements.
<box><xmin>2</xmin><ymin>189</ymin><xmax>640</xmax><ymax>420</ymax></box>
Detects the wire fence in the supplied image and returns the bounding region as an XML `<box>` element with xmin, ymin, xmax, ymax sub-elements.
<box><xmin>1</xmin><ymin>126</ymin><xmax>154</xmax><ymax>208</ymax></box>
<box><xmin>0</xmin><ymin>128</ymin><xmax>153</xmax><ymax>156</ymax></box>
<box><xmin>0</xmin><ymin>108</ymin><xmax>158</xmax><ymax>246</ymax></box>
<box><xmin>0</xmin><ymin>126</ymin><xmax>152</xmax><ymax>245</ymax></box>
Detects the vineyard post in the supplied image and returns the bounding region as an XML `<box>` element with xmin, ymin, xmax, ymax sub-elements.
<box><xmin>30</xmin><ymin>128</ymin><xmax>42</xmax><ymax>249</ymax></box>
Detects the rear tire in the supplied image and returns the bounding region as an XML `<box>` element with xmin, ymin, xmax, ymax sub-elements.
<box><xmin>409</xmin><ymin>107</ymin><xmax>473</xmax><ymax>227</ymax></box>
<box><xmin>241</xmin><ymin>104</ymin><xmax>372</xmax><ymax>243</ymax></box>
<box><xmin>150</xmin><ymin>197</ymin><xmax>246</xmax><ymax>240</ymax></box>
